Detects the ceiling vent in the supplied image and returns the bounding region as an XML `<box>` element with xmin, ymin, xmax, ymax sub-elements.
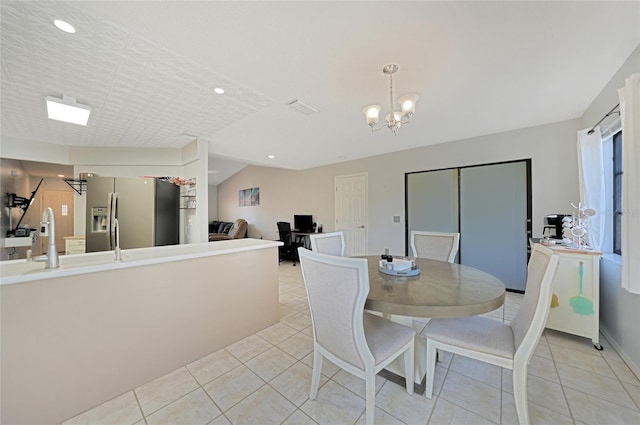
<box><xmin>288</xmin><ymin>99</ymin><xmax>319</xmax><ymax>115</ymax></box>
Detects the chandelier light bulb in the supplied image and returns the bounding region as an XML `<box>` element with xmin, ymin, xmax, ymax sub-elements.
<box><xmin>386</xmin><ymin>111</ymin><xmax>403</xmax><ymax>125</ymax></box>
<box><xmin>363</xmin><ymin>105</ymin><xmax>382</xmax><ymax>126</ymax></box>
<box><xmin>398</xmin><ymin>93</ymin><xmax>419</xmax><ymax>116</ymax></box>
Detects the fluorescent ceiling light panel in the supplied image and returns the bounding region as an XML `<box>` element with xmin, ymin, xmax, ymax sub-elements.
<box><xmin>46</xmin><ymin>95</ymin><xmax>91</xmax><ymax>126</ymax></box>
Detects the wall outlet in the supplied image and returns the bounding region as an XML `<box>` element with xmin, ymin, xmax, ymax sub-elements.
<box><xmin>393</xmin><ymin>215</ymin><xmax>401</xmax><ymax>224</ymax></box>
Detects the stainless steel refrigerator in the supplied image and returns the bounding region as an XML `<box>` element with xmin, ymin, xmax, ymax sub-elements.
<box><xmin>85</xmin><ymin>177</ymin><xmax>179</xmax><ymax>253</ymax></box>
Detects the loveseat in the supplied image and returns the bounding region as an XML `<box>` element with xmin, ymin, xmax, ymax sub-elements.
<box><xmin>208</xmin><ymin>219</ymin><xmax>248</xmax><ymax>241</ymax></box>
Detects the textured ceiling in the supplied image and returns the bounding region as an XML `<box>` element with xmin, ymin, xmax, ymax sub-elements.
<box><xmin>1</xmin><ymin>1</ymin><xmax>272</xmax><ymax>148</ymax></box>
<box><xmin>1</xmin><ymin>1</ymin><xmax>639</xmax><ymax>185</ymax></box>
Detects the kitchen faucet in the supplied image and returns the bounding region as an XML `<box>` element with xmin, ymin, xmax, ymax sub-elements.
<box><xmin>37</xmin><ymin>207</ymin><xmax>59</xmax><ymax>269</ymax></box>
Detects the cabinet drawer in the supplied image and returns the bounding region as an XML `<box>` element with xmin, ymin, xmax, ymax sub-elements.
<box><xmin>65</xmin><ymin>239</ymin><xmax>86</xmax><ymax>255</ymax></box>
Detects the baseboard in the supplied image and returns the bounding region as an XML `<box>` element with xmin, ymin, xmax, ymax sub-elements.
<box><xmin>600</xmin><ymin>323</ymin><xmax>640</xmax><ymax>380</ymax></box>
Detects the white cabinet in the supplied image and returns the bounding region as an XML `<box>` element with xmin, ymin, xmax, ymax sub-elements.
<box><xmin>543</xmin><ymin>244</ymin><xmax>602</xmax><ymax>349</ymax></box>
<box><xmin>64</xmin><ymin>236</ymin><xmax>86</xmax><ymax>255</ymax></box>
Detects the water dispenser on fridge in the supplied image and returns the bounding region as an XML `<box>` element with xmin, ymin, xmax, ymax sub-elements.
<box><xmin>91</xmin><ymin>207</ymin><xmax>108</xmax><ymax>233</ymax></box>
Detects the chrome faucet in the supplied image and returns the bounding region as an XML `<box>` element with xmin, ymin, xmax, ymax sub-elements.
<box><xmin>39</xmin><ymin>207</ymin><xmax>59</xmax><ymax>269</ymax></box>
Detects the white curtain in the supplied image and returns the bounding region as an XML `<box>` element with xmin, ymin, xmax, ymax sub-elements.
<box><xmin>577</xmin><ymin>127</ymin><xmax>605</xmax><ymax>250</ymax></box>
<box><xmin>619</xmin><ymin>73</ymin><xmax>640</xmax><ymax>294</ymax></box>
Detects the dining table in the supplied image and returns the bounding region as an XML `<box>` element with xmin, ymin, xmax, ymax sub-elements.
<box><xmin>358</xmin><ymin>255</ymin><xmax>506</xmax><ymax>392</ymax></box>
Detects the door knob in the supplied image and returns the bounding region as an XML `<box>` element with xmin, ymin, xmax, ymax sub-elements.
<box><xmin>358</xmin><ymin>225</ymin><xmax>365</xmax><ymax>229</ymax></box>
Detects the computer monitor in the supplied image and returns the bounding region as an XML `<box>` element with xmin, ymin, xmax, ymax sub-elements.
<box><xmin>294</xmin><ymin>214</ymin><xmax>313</xmax><ymax>232</ymax></box>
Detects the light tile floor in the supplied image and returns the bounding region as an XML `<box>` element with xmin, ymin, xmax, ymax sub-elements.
<box><xmin>63</xmin><ymin>262</ymin><xmax>640</xmax><ymax>425</ymax></box>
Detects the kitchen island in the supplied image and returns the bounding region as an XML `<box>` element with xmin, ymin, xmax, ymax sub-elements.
<box><xmin>1</xmin><ymin>238</ymin><xmax>281</xmax><ymax>425</ymax></box>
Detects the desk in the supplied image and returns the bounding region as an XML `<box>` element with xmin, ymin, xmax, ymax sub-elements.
<box><xmin>360</xmin><ymin>256</ymin><xmax>505</xmax><ymax>389</ymax></box>
<box><xmin>291</xmin><ymin>231</ymin><xmax>320</xmax><ymax>249</ymax></box>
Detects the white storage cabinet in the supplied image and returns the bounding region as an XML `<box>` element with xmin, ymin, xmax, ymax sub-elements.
<box><xmin>64</xmin><ymin>236</ymin><xmax>86</xmax><ymax>255</ymax></box>
<box><xmin>543</xmin><ymin>244</ymin><xmax>602</xmax><ymax>349</ymax></box>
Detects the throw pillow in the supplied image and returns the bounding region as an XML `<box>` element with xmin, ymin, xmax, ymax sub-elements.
<box><xmin>221</xmin><ymin>222</ymin><xmax>233</xmax><ymax>234</ymax></box>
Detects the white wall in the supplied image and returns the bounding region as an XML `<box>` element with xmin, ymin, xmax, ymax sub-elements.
<box><xmin>180</xmin><ymin>140</ymin><xmax>208</xmax><ymax>243</ymax></box>
<box><xmin>218</xmin><ymin>118</ymin><xmax>580</xmax><ymax>254</ymax></box>
<box><xmin>208</xmin><ymin>184</ymin><xmax>218</xmax><ymax>222</ymax></box>
<box><xmin>0</xmin><ymin>137</ymin><xmax>70</xmax><ymax>165</ymax></box>
<box><xmin>580</xmin><ymin>44</ymin><xmax>640</xmax><ymax>375</ymax></box>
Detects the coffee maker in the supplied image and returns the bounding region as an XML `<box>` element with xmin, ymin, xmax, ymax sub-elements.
<box><xmin>543</xmin><ymin>214</ymin><xmax>570</xmax><ymax>239</ymax></box>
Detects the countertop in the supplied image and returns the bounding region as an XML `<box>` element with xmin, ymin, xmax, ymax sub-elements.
<box><xmin>1</xmin><ymin>238</ymin><xmax>282</xmax><ymax>286</ymax></box>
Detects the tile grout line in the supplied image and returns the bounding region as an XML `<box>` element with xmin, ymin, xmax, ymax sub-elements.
<box><xmin>183</xmin><ymin>362</ymin><xmax>227</xmax><ymax>422</ymax></box>
<box><xmin>131</xmin><ymin>389</ymin><xmax>148</xmax><ymax>425</ymax></box>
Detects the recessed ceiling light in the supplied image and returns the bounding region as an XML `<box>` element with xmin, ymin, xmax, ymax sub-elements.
<box><xmin>267</xmin><ymin>155</ymin><xmax>276</xmax><ymax>159</ymax></box>
<box><xmin>54</xmin><ymin>19</ymin><xmax>76</xmax><ymax>34</ymax></box>
<box><xmin>46</xmin><ymin>95</ymin><xmax>91</xmax><ymax>126</ymax></box>
<box><xmin>213</xmin><ymin>88</ymin><xmax>225</xmax><ymax>95</ymax></box>
<box><xmin>57</xmin><ymin>174</ymin><xmax>65</xmax><ymax>178</ymax></box>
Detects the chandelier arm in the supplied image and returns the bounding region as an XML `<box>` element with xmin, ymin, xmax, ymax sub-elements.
<box><xmin>388</xmin><ymin>73</ymin><xmax>395</xmax><ymax>126</ymax></box>
<box><xmin>370</xmin><ymin>123</ymin><xmax>388</xmax><ymax>132</ymax></box>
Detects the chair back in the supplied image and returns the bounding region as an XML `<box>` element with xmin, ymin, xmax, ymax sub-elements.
<box><xmin>309</xmin><ymin>231</ymin><xmax>345</xmax><ymax>256</ymax></box>
<box><xmin>228</xmin><ymin>219</ymin><xmax>248</xmax><ymax>239</ymax></box>
<box><xmin>277</xmin><ymin>221</ymin><xmax>293</xmax><ymax>245</ymax></box>
<box><xmin>410</xmin><ymin>231</ymin><xmax>460</xmax><ymax>263</ymax></box>
<box><xmin>298</xmin><ymin>248</ymin><xmax>374</xmax><ymax>369</ymax></box>
<box><xmin>510</xmin><ymin>244</ymin><xmax>558</xmax><ymax>363</ymax></box>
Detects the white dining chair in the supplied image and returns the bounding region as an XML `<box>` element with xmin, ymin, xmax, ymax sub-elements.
<box><xmin>309</xmin><ymin>231</ymin><xmax>345</xmax><ymax>256</ymax></box>
<box><xmin>410</xmin><ymin>231</ymin><xmax>460</xmax><ymax>263</ymax></box>
<box><xmin>421</xmin><ymin>244</ymin><xmax>559</xmax><ymax>425</ymax></box>
<box><xmin>298</xmin><ymin>247</ymin><xmax>415</xmax><ymax>425</ymax></box>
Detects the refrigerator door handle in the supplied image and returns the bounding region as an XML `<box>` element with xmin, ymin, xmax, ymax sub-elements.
<box><xmin>106</xmin><ymin>192</ymin><xmax>113</xmax><ymax>250</ymax></box>
<box><xmin>107</xmin><ymin>192</ymin><xmax>118</xmax><ymax>250</ymax></box>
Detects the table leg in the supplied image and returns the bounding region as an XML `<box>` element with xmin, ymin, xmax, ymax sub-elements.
<box><xmin>378</xmin><ymin>315</ymin><xmax>427</xmax><ymax>392</ymax></box>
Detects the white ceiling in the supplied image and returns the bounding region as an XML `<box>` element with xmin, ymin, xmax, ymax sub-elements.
<box><xmin>2</xmin><ymin>1</ymin><xmax>639</xmax><ymax>185</ymax></box>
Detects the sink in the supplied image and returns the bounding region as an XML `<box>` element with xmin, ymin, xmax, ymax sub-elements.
<box><xmin>1</xmin><ymin>251</ymin><xmax>116</xmax><ymax>277</ymax></box>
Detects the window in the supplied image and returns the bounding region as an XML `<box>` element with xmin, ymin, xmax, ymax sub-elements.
<box><xmin>612</xmin><ymin>130</ymin><xmax>622</xmax><ymax>255</ymax></box>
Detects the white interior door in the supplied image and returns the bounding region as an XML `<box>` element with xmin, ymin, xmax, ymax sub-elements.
<box><xmin>335</xmin><ymin>173</ymin><xmax>368</xmax><ymax>256</ymax></box>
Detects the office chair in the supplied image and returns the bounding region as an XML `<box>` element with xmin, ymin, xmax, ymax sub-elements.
<box><xmin>277</xmin><ymin>221</ymin><xmax>303</xmax><ymax>266</ymax></box>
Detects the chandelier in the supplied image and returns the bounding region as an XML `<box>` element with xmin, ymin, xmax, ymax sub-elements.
<box><xmin>362</xmin><ymin>64</ymin><xmax>419</xmax><ymax>135</ymax></box>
